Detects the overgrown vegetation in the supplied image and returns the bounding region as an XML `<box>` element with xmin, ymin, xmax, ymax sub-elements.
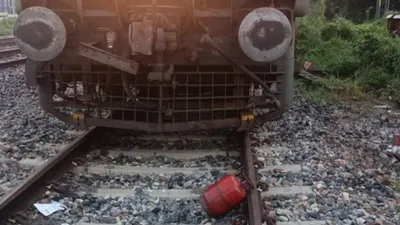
<box><xmin>296</xmin><ymin>0</ymin><xmax>400</xmax><ymax>105</ymax></box>
<box><xmin>0</xmin><ymin>17</ymin><xmax>16</xmax><ymax>36</ymax></box>
<box><xmin>395</xmin><ymin>181</ymin><xmax>400</xmax><ymax>191</ymax></box>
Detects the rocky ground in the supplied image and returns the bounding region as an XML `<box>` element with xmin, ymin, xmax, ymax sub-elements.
<box><xmin>25</xmin><ymin>89</ymin><xmax>399</xmax><ymax>225</ymax></box>
<box><xmin>33</xmin><ymin>194</ymin><xmax>241</xmax><ymax>225</ymax></box>
<box><xmin>0</xmin><ymin>64</ymin><xmax>399</xmax><ymax>225</ymax></box>
<box><xmin>0</xmin><ymin>66</ymin><xmax>81</xmax><ymax>195</ymax></box>
<box><xmin>253</xmin><ymin>93</ymin><xmax>400</xmax><ymax>225</ymax></box>
<box><xmin>85</xmin><ymin>151</ymin><xmax>239</xmax><ymax>168</ymax></box>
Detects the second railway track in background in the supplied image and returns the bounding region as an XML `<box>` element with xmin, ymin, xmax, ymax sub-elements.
<box><xmin>0</xmin><ymin>35</ymin><xmax>26</xmax><ymax>68</ymax></box>
<box><xmin>0</xmin><ymin>127</ymin><xmax>325</xmax><ymax>225</ymax></box>
<box><xmin>0</xmin><ymin>35</ymin><xmax>16</xmax><ymax>47</ymax></box>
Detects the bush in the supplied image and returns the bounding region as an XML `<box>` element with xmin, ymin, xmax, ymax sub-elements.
<box><xmin>296</xmin><ymin>3</ymin><xmax>400</xmax><ymax>104</ymax></box>
<box><xmin>0</xmin><ymin>17</ymin><xmax>16</xmax><ymax>35</ymax></box>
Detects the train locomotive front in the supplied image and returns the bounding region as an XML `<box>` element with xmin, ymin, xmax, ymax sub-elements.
<box><xmin>13</xmin><ymin>0</ymin><xmax>309</xmax><ymax>133</ymax></box>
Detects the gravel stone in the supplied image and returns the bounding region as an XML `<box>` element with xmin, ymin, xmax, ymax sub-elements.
<box><xmin>254</xmin><ymin>90</ymin><xmax>400</xmax><ymax>225</ymax></box>
<box><xmin>16</xmin><ymin>88</ymin><xmax>400</xmax><ymax>225</ymax></box>
<box><xmin>67</xmin><ymin>172</ymin><xmax>225</xmax><ymax>191</ymax></box>
<box><xmin>0</xmin><ymin>67</ymin><xmax>80</xmax><ymax>159</ymax></box>
<box><xmin>0</xmin><ymin>67</ymin><xmax>82</xmax><ymax>193</ymax></box>
<box><xmin>0</xmin><ymin>161</ymin><xmax>34</xmax><ymax>196</ymax></box>
<box><xmin>90</xmin><ymin>129</ymin><xmax>240</xmax><ymax>151</ymax></box>
<box><xmin>36</xmin><ymin>193</ymin><xmax>241</xmax><ymax>225</ymax></box>
<box><xmin>85</xmin><ymin>152</ymin><xmax>239</xmax><ymax>168</ymax></box>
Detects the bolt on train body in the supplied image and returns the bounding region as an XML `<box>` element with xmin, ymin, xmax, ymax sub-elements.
<box><xmin>12</xmin><ymin>0</ymin><xmax>309</xmax><ymax>133</ymax></box>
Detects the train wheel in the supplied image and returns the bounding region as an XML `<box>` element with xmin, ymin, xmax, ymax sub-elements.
<box><xmin>294</xmin><ymin>0</ymin><xmax>310</xmax><ymax>17</ymax></box>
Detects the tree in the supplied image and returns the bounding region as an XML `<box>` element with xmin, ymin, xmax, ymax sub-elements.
<box><xmin>321</xmin><ymin>0</ymin><xmax>399</xmax><ymax>23</ymax></box>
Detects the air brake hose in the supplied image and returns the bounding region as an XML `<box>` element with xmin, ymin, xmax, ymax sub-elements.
<box><xmin>200</xmin><ymin>33</ymin><xmax>281</xmax><ymax>110</ymax></box>
<box><xmin>121</xmin><ymin>72</ymin><xmax>159</xmax><ymax>110</ymax></box>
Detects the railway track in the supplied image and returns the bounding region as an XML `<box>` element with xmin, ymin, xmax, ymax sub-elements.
<box><xmin>0</xmin><ymin>35</ymin><xmax>16</xmax><ymax>48</ymax></box>
<box><xmin>0</xmin><ymin>35</ymin><xmax>27</xmax><ymax>68</ymax></box>
<box><xmin>0</xmin><ymin>127</ymin><xmax>326</xmax><ymax>225</ymax></box>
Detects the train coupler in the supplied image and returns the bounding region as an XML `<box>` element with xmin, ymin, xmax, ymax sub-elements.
<box><xmin>237</xmin><ymin>112</ymin><xmax>255</xmax><ymax>132</ymax></box>
<box><xmin>72</xmin><ymin>111</ymin><xmax>87</xmax><ymax>130</ymax></box>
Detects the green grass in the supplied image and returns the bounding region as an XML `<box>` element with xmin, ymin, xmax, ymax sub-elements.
<box><xmin>296</xmin><ymin>77</ymin><xmax>366</xmax><ymax>104</ymax></box>
<box><xmin>394</xmin><ymin>180</ymin><xmax>400</xmax><ymax>191</ymax></box>
<box><xmin>0</xmin><ymin>17</ymin><xmax>16</xmax><ymax>36</ymax></box>
<box><xmin>295</xmin><ymin>0</ymin><xmax>400</xmax><ymax>105</ymax></box>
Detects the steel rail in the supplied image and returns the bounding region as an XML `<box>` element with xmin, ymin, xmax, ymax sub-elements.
<box><xmin>0</xmin><ymin>46</ymin><xmax>20</xmax><ymax>54</ymax></box>
<box><xmin>0</xmin><ymin>57</ymin><xmax>27</xmax><ymax>68</ymax></box>
<box><xmin>0</xmin><ymin>36</ymin><xmax>15</xmax><ymax>48</ymax></box>
<box><xmin>0</xmin><ymin>35</ymin><xmax>14</xmax><ymax>40</ymax></box>
<box><xmin>0</xmin><ymin>37</ymin><xmax>14</xmax><ymax>43</ymax></box>
<box><xmin>242</xmin><ymin>130</ymin><xmax>263</xmax><ymax>225</ymax></box>
<box><xmin>0</xmin><ymin>127</ymin><xmax>99</xmax><ymax>222</ymax></box>
<box><xmin>0</xmin><ymin>47</ymin><xmax>21</xmax><ymax>59</ymax></box>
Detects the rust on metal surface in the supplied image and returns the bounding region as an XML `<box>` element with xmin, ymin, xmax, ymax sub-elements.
<box><xmin>0</xmin><ymin>128</ymin><xmax>98</xmax><ymax>221</ymax></box>
<box><xmin>112</xmin><ymin>0</ymin><xmax>124</xmax><ymax>29</ymax></box>
<box><xmin>237</xmin><ymin>112</ymin><xmax>255</xmax><ymax>131</ymax></box>
<box><xmin>39</xmin><ymin>63</ymin><xmax>282</xmax><ymax>132</ymax></box>
<box><xmin>77</xmin><ymin>42</ymin><xmax>139</xmax><ymax>75</ymax></box>
<box><xmin>0</xmin><ymin>57</ymin><xmax>27</xmax><ymax>68</ymax></box>
<box><xmin>387</xmin><ymin>14</ymin><xmax>400</xmax><ymax>36</ymax></box>
<box><xmin>199</xmin><ymin>31</ymin><xmax>281</xmax><ymax>110</ymax></box>
<box><xmin>129</xmin><ymin>19</ymin><xmax>154</xmax><ymax>55</ymax></box>
<box><xmin>24</xmin><ymin>59</ymin><xmax>39</xmax><ymax>87</ymax></box>
<box><xmin>242</xmin><ymin>131</ymin><xmax>262</xmax><ymax>225</ymax></box>
<box><xmin>72</xmin><ymin>111</ymin><xmax>88</xmax><ymax>130</ymax></box>
<box><xmin>393</xmin><ymin>134</ymin><xmax>400</xmax><ymax>146</ymax></box>
<box><xmin>17</xmin><ymin>0</ymin><xmax>300</xmax><ymax>132</ymax></box>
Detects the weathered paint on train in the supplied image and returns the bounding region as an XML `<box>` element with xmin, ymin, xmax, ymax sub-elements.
<box><xmin>387</xmin><ymin>14</ymin><xmax>400</xmax><ymax>36</ymax></box>
<box><xmin>13</xmin><ymin>0</ymin><xmax>310</xmax><ymax>133</ymax></box>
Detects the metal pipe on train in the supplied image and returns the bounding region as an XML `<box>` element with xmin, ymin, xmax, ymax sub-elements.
<box><xmin>11</xmin><ymin>0</ymin><xmax>310</xmax><ymax>133</ymax></box>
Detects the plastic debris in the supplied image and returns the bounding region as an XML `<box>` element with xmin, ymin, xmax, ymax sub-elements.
<box><xmin>33</xmin><ymin>200</ymin><xmax>67</xmax><ymax>216</ymax></box>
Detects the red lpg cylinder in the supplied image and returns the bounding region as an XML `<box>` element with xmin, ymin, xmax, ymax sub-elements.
<box><xmin>393</xmin><ymin>134</ymin><xmax>400</xmax><ymax>146</ymax></box>
<box><xmin>200</xmin><ymin>174</ymin><xmax>248</xmax><ymax>217</ymax></box>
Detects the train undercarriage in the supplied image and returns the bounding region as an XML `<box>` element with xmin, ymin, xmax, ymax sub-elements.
<box><xmin>13</xmin><ymin>0</ymin><xmax>309</xmax><ymax>132</ymax></box>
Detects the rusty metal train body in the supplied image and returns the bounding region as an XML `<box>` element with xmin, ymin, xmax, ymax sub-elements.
<box><xmin>13</xmin><ymin>0</ymin><xmax>309</xmax><ymax>133</ymax></box>
<box><xmin>387</xmin><ymin>14</ymin><xmax>400</xmax><ymax>36</ymax></box>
